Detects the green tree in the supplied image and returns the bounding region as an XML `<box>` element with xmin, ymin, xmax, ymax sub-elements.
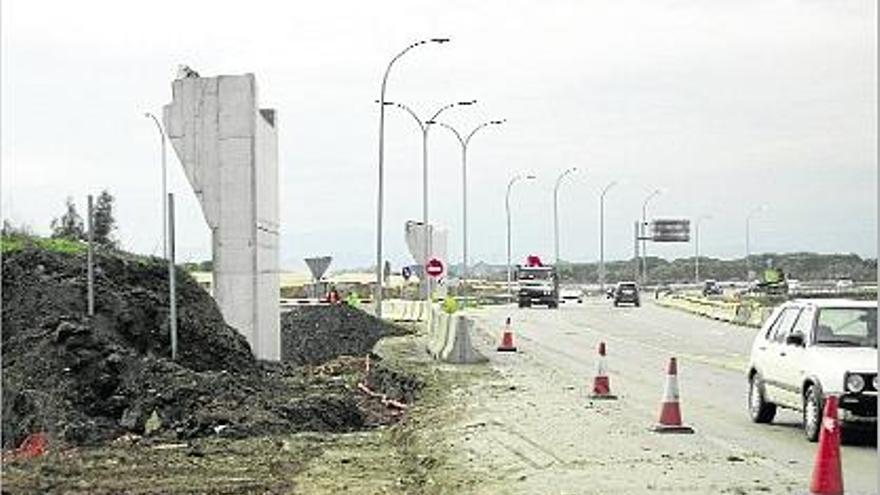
<box><xmin>93</xmin><ymin>189</ymin><xmax>117</xmax><ymax>247</ymax></box>
<box><xmin>50</xmin><ymin>197</ymin><xmax>85</xmax><ymax>240</ymax></box>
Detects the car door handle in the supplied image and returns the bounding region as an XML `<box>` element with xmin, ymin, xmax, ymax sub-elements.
<box><xmin>779</xmin><ymin>351</ymin><xmax>786</xmax><ymax>357</ymax></box>
<box><xmin>758</xmin><ymin>346</ymin><xmax>767</xmax><ymax>351</ymax></box>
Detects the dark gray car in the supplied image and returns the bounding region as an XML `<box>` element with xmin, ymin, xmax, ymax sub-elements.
<box><xmin>614</xmin><ymin>282</ymin><xmax>640</xmax><ymax>307</ymax></box>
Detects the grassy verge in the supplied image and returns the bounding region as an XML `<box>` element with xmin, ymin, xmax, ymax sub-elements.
<box><xmin>2</xmin><ymin>235</ymin><xmax>86</xmax><ymax>255</ymax></box>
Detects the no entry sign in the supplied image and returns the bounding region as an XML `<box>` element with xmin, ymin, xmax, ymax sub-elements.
<box><xmin>425</xmin><ymin>258</ymin><xmax>444</xmax><ymax>278</ymax></box>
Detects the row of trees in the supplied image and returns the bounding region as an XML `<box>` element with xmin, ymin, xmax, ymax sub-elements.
<box><xmin>465</xmin><ymin>252</ymin><xmax>877</xmax><ymax>284</ymax></box>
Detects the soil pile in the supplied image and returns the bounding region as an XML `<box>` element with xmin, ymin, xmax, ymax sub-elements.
<box><xmin>280</xmin><ymin>304</ymin><xmax>409</xmax><ymax>365</ymax></box>
<box><xmin>1</xmin><ymin>244</ymin><xmax>419</xmax><ymax>450</ymax></box>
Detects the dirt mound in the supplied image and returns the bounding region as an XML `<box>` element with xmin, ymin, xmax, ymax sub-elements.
<box><xmin>1</xmin><ymin>243</ymin><xmax>418</xmax><ymax>450</ymax></box>
<box><xmin>2</xmin><ymin>246</ymin><xmax>254</xmax><ymax>373</ymax></box>
<box><xmin>280</xmin><ymin>304</ymin><xmax>409</xmax><ymax>365</ymax></box>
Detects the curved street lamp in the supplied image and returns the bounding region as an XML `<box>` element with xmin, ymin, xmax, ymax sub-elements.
<box><xmin>553</xmin><ymin>167</ymin><xmax>579</xmax><ymax>265</ymax></box>
<box><xmin>505</xmin><ymin>173</ymin><xmax>537</xmax><ymax>299</ymax></box>
<box><xmin>640</xmin><ymin>188</ymin><xmax>663</xmax><ymax>285</ymax></box>
<box><xmin>435</xmin><ymin>119</ymin><xmax>505</xmax><ymax>295</ymax></box>
<box><xmin>375</xmin><ymin>38</ymin><xmax>449</xmax><ymax>317</ymax></box>
<box><xmin>598</xmin><ymin>180</ymin><xmax>618</xmax><ymax>291</ymax></box>
<box><xmin>694</xmin><ymin>214</ymin><xmax>712</xmax><ymax>282</ymax></box>
<box><xmin>745</xmin><ymin>205</ymin><xmax>767</xmax><ymax>282</ymax></box>
<box><xmin>144</xmin><ymin>112</ymin><xmax>167</xmax><ymax>259</ymax></box>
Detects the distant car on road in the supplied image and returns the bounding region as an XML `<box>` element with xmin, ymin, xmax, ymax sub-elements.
<box><xmin>559</xmin><ymin>288</ymin><xmax>583</xmax><ymax>304</ymax></box>
<box><xmin>702</xmin><ymin>279</ymin><xmax>723</xmax><ymax>297</ymax></box>
<box><xmin>835</xmin><ymin>279</ymin><xmax>855</xmax><ymax>291</ymax></box>
<box><xmin>747</xmin><ymin>299</ymin><xmax>877</xmax><ymax>441</ymax></box>
<box><xmin>613</xmin><ymin>282</ymin><xmax>640</xmax><ymax>307</ymax></box>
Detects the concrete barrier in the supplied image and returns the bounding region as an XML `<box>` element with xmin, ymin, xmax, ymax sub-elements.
<box><xmin>657</xmin><ymin>294</ymin><xmax>772</xmax><ymax>329</ymax></box>
<box><xmin>426</xmin><ymin>306</ymin><xmax>487</xmax><ymax>364</ymax></box>
<box><xmin>375</xmin><ymin>299</ymin><xmax>429</xmax><ymax>322</ymax></box>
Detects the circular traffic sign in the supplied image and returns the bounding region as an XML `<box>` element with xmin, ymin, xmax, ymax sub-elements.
<box><xmin>426</xmin><ymin>258</ymin><xmax>444</xmax><ymax>278</ymax></box>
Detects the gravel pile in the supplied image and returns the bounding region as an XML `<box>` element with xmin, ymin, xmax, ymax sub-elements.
<box><xmin>280</xmin><ymin>304</ymin><xmax>409</xmax><ymax>365</ymax></box>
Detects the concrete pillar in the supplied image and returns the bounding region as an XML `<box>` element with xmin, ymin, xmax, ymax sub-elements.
<box><xmin>163</xmin><ymin>73</ymin><xmax>280</xmax><ymax>361</ymax></box>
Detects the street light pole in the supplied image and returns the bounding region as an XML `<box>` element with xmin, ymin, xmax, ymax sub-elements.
<box><xmin>641</xmin><ymin>189</ymin><xmax>662</xmax><ymax>286</ymax></box>
<box><xmin>694</xmin><ymin>215</ymin><xmax>712</xmax><ymax>283</ymax></box>
<box><xmin>506</xmin><ymin>174</ymin><xmax>537</xmax><ymax>300</ymax></box>
<box><xmin>144</xmin><ymin>112</ymin><xmax>167</xmax><ymax>259</ymax></box>
<box><xmin>383</xmin><ymin>99</ymin><xmax>476</xmax><ymax>298</ymax></box>
<box><xmin>436</xmin><ymin>119</ymin><xmax>505</xmax><ymax>294</ymax></box>
<box><xmin>553</xmin><ymin>168</ymin><xmax>578</xmax><ymax>265</ymax></box>
<box><xmin>598</xmin><ymin>181</ymin><xmax>617</xmax><ymax>292</ymax></box>
<box><xmin>745</xmin><ymin>205</ymin><xmax>766</xmax><ymax>283</ymax></box>
<box><xmin>374</xmin><ymin>38</ymin><xmax>449</xmax><ymax>318</ymax></box>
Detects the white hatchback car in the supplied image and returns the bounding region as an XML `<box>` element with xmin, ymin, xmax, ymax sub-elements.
<box><xmin>747</xmin><ymin>299</ymin><xmax>877</xmax><ymax>441</ymax></box>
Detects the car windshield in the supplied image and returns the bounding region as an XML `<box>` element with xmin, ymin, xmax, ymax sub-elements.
<box><xmin>519</xmin><ymin>270</ymin><xmax>552</xmax><ymax>281</ymax></box>
<box><xmin>618</xmin><ymin>284</ymin><xmax>636</xmax><ymax>291</ymax></box>
<box><xmin>814</xmin><ymin>307</ymin><xmax>877</xmax><ymax>347</ymax></box>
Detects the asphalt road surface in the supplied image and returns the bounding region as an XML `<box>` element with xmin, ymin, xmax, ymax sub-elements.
<box><xmin>452</xmin><ymin>298</ymin><xmax>877</xmax><ymax>494</ymax></box>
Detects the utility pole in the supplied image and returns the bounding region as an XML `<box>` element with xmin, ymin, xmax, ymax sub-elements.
<box><xmin>87</xmin><ymin>195</ymin><xmax>95</xmax><ymax>316</ymax></box>
<box><xmin>168</xmin><ymin>193</ymin><xmax>178</xmax><ymax>360</ymax></box>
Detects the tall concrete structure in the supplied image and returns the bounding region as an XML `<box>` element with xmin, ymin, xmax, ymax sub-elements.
<box><xmin>163</xmin><ymin>73</ymin><xmax>280</xmax><ymax>360</ymax></box>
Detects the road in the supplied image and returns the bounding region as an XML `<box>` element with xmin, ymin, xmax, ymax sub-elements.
<box><xmin>443</xmin><ymin>299</ymin><xmax>877</xmax><ymax>494</ymax></box>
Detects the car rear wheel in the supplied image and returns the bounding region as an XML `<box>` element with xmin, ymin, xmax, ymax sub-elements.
<box><xmin>748</xmin><ymin>373</ymin><xmax>776</xmax><ymax>423</ymax></box>
<box><xmin>803</xmin><ymin>385</ymin><xmax>823</xmax><ymax>442</ymax></box>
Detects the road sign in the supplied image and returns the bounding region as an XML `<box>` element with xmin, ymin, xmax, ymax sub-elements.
<box><xmin>304</xmin><ymin>256</ymin><xmax>332</xmax><ymax>281</ymax></box>
<box><xmin>426</xmin><ymin>258</ymin><xmax>445</xmax><ymax>278</ymax></box>
<box><xmin>651</xmin><ymin>219</ymin><xmax>690</xmax><ymax>242</ymax></box>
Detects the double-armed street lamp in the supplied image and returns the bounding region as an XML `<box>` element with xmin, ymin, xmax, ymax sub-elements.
<box><xmin>435</xmin><ymin>119</ymin><xmax>505</xmax><ymax>293</ymax></box>
<box><xmin>374</xmin><ymin>38</ymin><xmax>449</xmax><ymax>317</ymax></box>
<box><xmin>598</xmin><ymin>180</ymin><xmax>618</xmax><ymax>292</ymax></box>
<box><xmin>505</xmin><ymin>174</ymin><xmax>537</xmax><ymax>299</ymax></box>
<box><xmin>553</xmin><ymin>168</ymin><xmax>579</xmax><ymax>265</ymax></box>
<box><xmin>382</xmin><ymin>99</ymin><xmax>476</xmax><ymax>297</ymax></box>
<box><xmin>694</xmin><ymin>214</ymin><xmax>712</xmax><ymax>283</ymax></box>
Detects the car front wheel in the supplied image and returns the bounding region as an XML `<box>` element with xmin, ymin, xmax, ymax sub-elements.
<box><xmin>803</xmin><ymin>384</ymin><xmax>823</xmax><ymax>442</ymax></box>
<box><xmin>748</xmin><ymin>373</ymin><xmax>776</xmax><ymax>423</ymax></box>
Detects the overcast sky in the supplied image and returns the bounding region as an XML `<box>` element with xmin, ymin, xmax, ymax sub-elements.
<box><xmin>2</xmin><ymin>0</ymin><xmax>876</xmax><ymax>271</ymax></box>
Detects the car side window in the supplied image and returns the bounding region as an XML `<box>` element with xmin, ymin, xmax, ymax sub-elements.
<box><xmin>771</xmin><ymin>307</ymin><xmax>801</xmax><ymax>343</ymax></box>
<box><xmin>764</xmin><ymin>309</ymin><xmax>785</xmax><ymax>339</ymax></box>
<box><xmin>790</xmin><ymin>307</ymin><xmax>814</xmax><ymax>343</ymax></box>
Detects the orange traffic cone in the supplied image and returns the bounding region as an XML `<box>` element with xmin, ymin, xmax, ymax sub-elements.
<box><xmin>589</xmin><ymin>342</ymin><xmax>617</xmax><ymax>399</ymax></box>
<box><xmin>652</xmin><ymin>357</ymin><xmax>694</xmax><ymax>433</ymax></box>
<box><xmin>497</xmin><ymin>317</ymin><xmax>517</xmax><ymax>352</ymax></box>
<box><xmin>810</xmin><ymin>395</ymin><xmax>843</xmax><ymax>495</ymax></box>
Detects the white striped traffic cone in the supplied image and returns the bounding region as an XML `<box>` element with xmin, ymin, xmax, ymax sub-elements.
<box><xmin>589</xmin><ymin>342</ymin><xmax>617</xmax><ymax>399</ymax></box>
<box><xmin>652</xmin><ymin>357</ymin><xmax>694</xmax><ymax>433</ymax></box>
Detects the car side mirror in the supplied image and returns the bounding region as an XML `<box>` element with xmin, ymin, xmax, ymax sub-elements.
<box><xmin>785</xmin><ymin>332</ymin><xmax>805</xmax><ymax>347</ymax></box>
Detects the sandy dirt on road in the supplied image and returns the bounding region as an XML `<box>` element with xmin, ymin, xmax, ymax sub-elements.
<box><xmin>437</xmin><ymin>307</ymin><xmax>809</xmax><ymax>495</ymax></box>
